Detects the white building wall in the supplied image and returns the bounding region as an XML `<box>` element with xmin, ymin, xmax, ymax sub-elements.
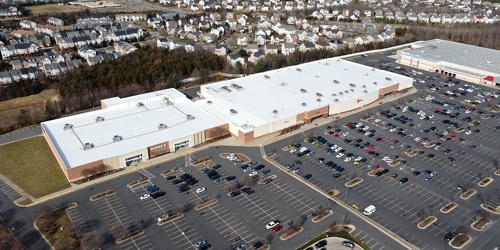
<box><xmin>398</xmin><ymin>80</ymin><xmax>414</xmax><ymax>91</ymax></box>
<box><xmin>254</xmin><ymin>123</ymin><xmax>271</xmax><ymax>137</ymax></box>
<box><xmin>270</xmin><ymin>115</ymin><xmax>297</xmax><ymax>132</ymax></box>
<box><xmin>109</xmin><ymin>148</ymin><xmax>149</xmax><ymax>168</ymax></box>
<box><xmin>229</xmin><ymin>123</ymin><xmax>239</xmax><ymax>135</ymax></box>
<box><xmin>329</xmin><ymin>90</ymin><xmax>379</xmax><ymax>114</ymax></box>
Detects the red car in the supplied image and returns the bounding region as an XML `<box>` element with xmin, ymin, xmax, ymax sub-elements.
<box><xmin>390</xmin><ymin>174</ymin><xmax>398</xmax><ymax>179</ymax></box>
<box><xmin>271</xmin><ymin>224</ymin><xmax>283</xmax><ymax>233</ymax></box>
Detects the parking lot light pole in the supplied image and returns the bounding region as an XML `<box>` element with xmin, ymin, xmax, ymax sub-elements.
<box><xmin>183</xmin><ymin>212</ymin><xmax>204</xmax><ymax>235</ymax></box>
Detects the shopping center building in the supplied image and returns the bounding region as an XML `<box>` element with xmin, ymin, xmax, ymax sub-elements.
<box><xmin>41</xmin><ymin>58</ymin><xmax>413</xmax><ymax>182</ymax></box>
<box><xmin>397</xmin><ymin>39</ymin><xmax>500</xmax><ymax>87</ymax></box>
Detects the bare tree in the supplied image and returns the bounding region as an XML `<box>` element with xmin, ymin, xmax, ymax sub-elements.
<box><xmin>239</xmin><ymin>174</ymin><xmax>254</xmax><ymax>187</ymax></box>
<box><xmin>417</xmin><ymin>208</ymin><xmax>427</xmax><ymax>221</ymax></box>
<box><xmin>81</xmin><ymin>231</ymin><xmax>104</xmax><ymax>250</ymax></box>
<box><xmin>328</xmin><ymin>221</ymin><xmax>338</xmax><ymax>233</ymax></box>
<box><xmin>292</xmin><ymin>216</ymin><xmax>305</xmax><ymax>231</ymax></box>
<box><xmin>427</xmin><ymin>205</ymin><xmax>435</xmax><ymax>217</ymax></box>
<box><xmin>478</xmin><ymin>193</ymin><xmax>492</xmax><ymax>207</ymax></box>
<box><xmin>264</xmin><ymin>234</ymin><xmax>274</xmax><ymax>245</ymax></box>
<box><xmin>456</xmin><ymin>225</ymin><xmax>470</xmax><ymax>235</ymax></box>
<box><xmin>110</xmin><ymin>225</ymin><xmax>128</xmax><ymax>240</ymax></box>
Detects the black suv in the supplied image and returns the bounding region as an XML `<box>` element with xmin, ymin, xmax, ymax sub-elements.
<box><xmin>315</xmin><ymin>240</ymin><xmax>327</xmax><ymax>248</ymax></box>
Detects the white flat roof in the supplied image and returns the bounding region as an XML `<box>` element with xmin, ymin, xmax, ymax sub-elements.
<box><xmin>404</xmin><ymin>39</ymin><xmax>500</xmax><ymax>75</ymax></box>
<box><xmin>42</xmin><ymin>89</ymin><xmax>225</xmax><ymax>169</ymax></box>
<box><xmin>197</xmin><ymin>58</ymin><xmax>411</xmax><ymax>129</ymax></box>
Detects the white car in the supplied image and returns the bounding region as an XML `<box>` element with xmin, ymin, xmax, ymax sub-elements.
<box><xmin>196</xmin><ymin>187</ymin><xmax>206</xmax><ymax>194</ymax></box>
<box><xmin>331</xmin><ymin>144</ymin><xmax>338</xmax><ymax>149</ymax></box>
<box><xmin>226</xmin><ymin>154</ymin><xmax>236</xmax><ymax>160</ymax></box>
<box><xmin>336</xmin><ymin>153</ymin><xmax>344</xmax><ymax>158</ymax></box>
<box><xmin>289</xmin><ymin>148</ymin><xmax>297</xmax><ymax>153</ymax></box>
<box><xmin>249</xmin><ymin>171</ymin><xmax>259</xmax><ymax>177</ymax></box>
<box><xmin>363</xmin><ymin>126</ymin><xmax>370</xmax><ymax>131</ymax></box>
<box><xmin>335</xmin><ymin>147</ymin><xmax>343</xmax><ymax>152</ymax></box>
<box><xmin>464</xmin><ymin>109</ymin><xmax>471</xmax><ymax>114</ymax></box>
<box><xmin>414</xmin><ymin>137</ymin><xmax>421</xmax><ymax>142</ymax></box>
<box><xmin>364</xmin><ymin>132</ymin><xmax>372</xmax><ymax>136</ymax></box>
<box><xmin>374</xmin><ymin>119</ymin><xmax>381</xmax><ymax>123</ymax></box>
<box><xmin>293</xmin><ymin>167</ymin><xmax>302</xmax><ymax>173</ymax></box>
<box><xmin>354</xmin><ymin>156</ymin><xmax>362</xmax><ymax>161</ymax></box>
<box><xmin>265</xmin><ymin>220</ymin><xmax>280</xmax><ymax>229</ymax></box>
<box><xmin>355</xmin><ymin>123</ymin><xmax>363</xmax><ymax>128</ymax></box>
<box><xmin>389</xmin><ymin>128</ymin><xmax>397</xmax><ymax>132</ymax></box>
<box><xmin>140</xmin><ymin>193</ymin><xmax>150</xmax><ymax>200</ymax></box>
<box><xmin>344</xmin><ymin>157</ymin><xmax>352</xmax><ymax>162</ymax></box>
<box><xmin>465</xmin><ymin>130</ymin><xmax>472</xmax><ymax>135</ymax></box>
<box><xmin>342</xmin><ymin>132</ymin><xmax>349</xmax><ymax>137</ymax></box>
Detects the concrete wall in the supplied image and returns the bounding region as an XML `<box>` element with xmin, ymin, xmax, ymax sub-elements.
<box><xmin>254</xmin><ymin>123</ymin><xmax>271</xmax><ymax>138</ymax></box>
<box><xmin>228</xmin><ymin>123</ymin><xmax>239</xmax><ymax>136</ymax></box>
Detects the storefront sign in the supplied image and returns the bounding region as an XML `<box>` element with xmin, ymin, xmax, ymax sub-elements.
<box><xmin>150</xmin><ymin>143</ymin><xmax>167</xmax><ymax>151</ymax></box>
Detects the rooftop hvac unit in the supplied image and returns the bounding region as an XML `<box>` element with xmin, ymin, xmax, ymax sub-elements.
<box><xmin>334</xmin><ymin>99</ymin><xmax>339</xmax><ymax>102</ymax></box>
<box><xmin>296</xmin><ymin>68</ymin><xmax>302</xmax><ymax>71</ymax></box>
<box><xmin>207</xmin><ymin>100</ymin><xmax>213</xmax><ymax>104</ymax></box>
<box><xmin>362</xmin><ymin>85</ymin><xmax>366</xmax><ymax>88</ymax></box>
<box><xmin>163</xmin><ymin>97</ymin><xmax>169</xmax><ymax>101</ymax></box>
<box><xmin>96</xmin><ymin>116</ymin><xmax>105</xmax><ymax>122</ymax></box>
<box><xmin>300</xmin><ymin>88</ymin><xmax>307</xmax><ymax>93</ymax></box>
<box><xmin>166</xmin><ymin>100</ymin><xmax>173</xmax><ymax>106</ymax></box>
<box><xmin>158</xmin><ymin>123</ymin><xmax>168</xmax><ymax>130</ymax></box>
<box><xmin>63</xmin><ymin>123</ymin><xmax>73</xmax><ymax>130</ymax></box>
<box><xmin>83</xmin><ymin>143</ymin><xmax>94</xmax><ymax>150</ymax></box>
<box><xmin>301</xmin><ymin>102</ymin><xmax>307</xmax><ymax>107</ymax></box>
<box><xmin>339</xmin><ymin>92</ymin><xmax>344</xmax><ymax>95</ymax></box>
<box><xmin>230</xmin><ymin>109</ymin><xmax>238</xmax><ymax>115</ymax></box>
<box><xmin>333</xmin><ymin>80</ymin><xmax>339</xmax><ymax>84</ymax></box>
<box><xmin>112</xmin><ymin>135</ymin><xmax>123</xmax><ymax>142</ymax></box>
<box><xmin>187</xmin><ymin>114</ymin><xmax>195</xmax><ymax>120</ymax></box>
<box><xmin>136</xmin><ymin>102</ymin><xmax>144</xmax><ymax>107</ymax></box>
<box><xmin>280</xmin><ymin>82</ymin><xmax>287</xmax><ymax>86</ymax></box>
<box><xmin>317</xmin><ymin>98</ymin><xmax>321</xmax><ymax>102</ymax></box>
<box><xmin>385</xmin><ymin>77</ymin><xmax>392</xmax><ymax>81</ymax></box>
<box><xmin>373</xmin><ymin>82</ymin><xmax>377</xmax><ymax>85</ymax></box>
<box><xmin>332</xmin><ymin>93</ymin><xmax>337</xmax><ymax>96</ymax></box>
<box><xmin>316</xmin><ymin>92</ymin><xmax>323</xmax><ymax>97</ymax></box>
<box><xmin>349</xmin><ymin>83</ymin><xmax>356</xmax><ymax>87</ymax></box>
<box><xmin>363</xmin><ymin>90</ymin><xmax>368</xmax><ymax>93</ymax></box>
<box><xmin>350</xmin><ymin>89</ymin><xmax>354</xmax><ymax>92</ymax></box>
<box><xmin>264</xmin><ymin>75</ymin><xmax>270</xmax><ymax>79</ymax></box>
<box><xmin>371</xmin><ymin>68</ymin><xmax>375</xmax><ymax>71</ymax></box>
<box><xmin>272</xmin><ymin>110</ymin><xmax>279</xmax><ymax>114</ymax></box>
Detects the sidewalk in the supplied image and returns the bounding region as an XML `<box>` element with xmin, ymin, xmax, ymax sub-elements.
<box><xmin>10</xmin><ymin>88</ymin><xmax>417</xmax><ymax>207</ymax></box>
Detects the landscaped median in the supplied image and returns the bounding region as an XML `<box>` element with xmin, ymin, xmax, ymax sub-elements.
<box><xmin>460</xmin><ymin>189</ymin><xmax>477</xmax><ymax>200</ymax></box>
<box><xmin>388</xmin><ymin>159</ymin><xmax>401</xmax><ymax>167</ymax></box>
<box><xmin>417</xmin><ymin>216</ymin><xmax>437</xmax><ymax>229</ymax></box>
<box><xmin>194</xmin><ymin>199</ymin><xmax>218</xmax><ymax>210</ymax></box>
<box><xmin>440</xmin><ymin>202</ymin><xmax>457</xmax><ymax>214</ymax></box>
<box><xmin>34</xmin><ymin>203</ymin><xmax>80</xmax><ymax>249</ymax></box>
<box><xmin>126</xmin><ymin>177</ymin><xmax>150</xmax><ymax>188</ymax></box>
<box><xmin>449</xmin><ymin>233</ymin><xmax>471</xmax><ymax>249</ymax></box>
<box><xmin>90</xmin><ymin>190</ymin><xmax>116</xmax><ymax>201</ymax></box>
<box><xmin>157</xmin><ymin>213</ymin><xmax>184</xmax><ymax>226</ymax></box>
<box><xmin>345</xmin><ymin>178</ymin><xmax>363</xmax><ymax>187</ymax></box>
<box><xmin>367</xmin><ymin>168</ymin><xmax>381</xmax><ymax>176</ymax></box>
<box><xmin>160</xmin><ymin>167</ymin><xmax>181</xmax><ymax>177</ymax></box>
<box><xmin>423</xmin><ymin>141</ymin><xmax>437</xmax><ymax>148</ymax></box>
<box><xmin>405</xmin><ymin>149</ymin><xmax>419</xmax><ymax>157</ymax></box>
<box><xmin>477</xmin><ymin>177</ymin><xmax>493</xmax><ymax>187</ymax></box>
<box><xmin>471</xmin><ymin>217</ymin><xmax>491</xmax><ymax>231</ymax></box>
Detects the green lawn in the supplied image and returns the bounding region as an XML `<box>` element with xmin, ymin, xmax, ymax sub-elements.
<box><xmin>0</xmin><ymin>136</ymin><xmax>70</xmax><ymax>198</ymax></box>
<box><xmin>26</xmin><ymin>4</ymin><xmax>73</xmax><ymax>15</ymax></box>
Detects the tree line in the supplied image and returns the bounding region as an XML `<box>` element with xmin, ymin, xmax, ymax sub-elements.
<box><xmin>1</xmin><ymin>22</ymin><xmax>500</xmax><ymax>133</ymax></box>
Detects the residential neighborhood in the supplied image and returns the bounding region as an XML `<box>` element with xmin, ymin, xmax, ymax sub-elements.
<box><xmin>0</xmin><ymin>0</ymin><xmax>499</xmax><ymax>84</ymax></box>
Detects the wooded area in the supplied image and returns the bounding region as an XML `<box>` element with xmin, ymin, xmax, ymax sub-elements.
<box><xmin>0</xmin><ymin>23</ymin><xmax>499</xmax><ymax>133</ymax></box>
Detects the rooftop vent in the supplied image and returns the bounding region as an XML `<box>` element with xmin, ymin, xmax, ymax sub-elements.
<box><xmin>344</xmin><ymin>90</ymin><xmax>349</xmax><ymax>93</ymax></box>
<box><xmin>187</xmin><ymin>114</ymin><xmax>195</xmax><ymax>120</ymax></box>
<box><xmin>136</xmin><ymin>102</ymin><xmax>144</xmax><ymax>107</ymax></box>
<box><xmin>362</xmin><ymin>85</ymin><xmax>366</xmax><ymax>88</ymax></box>
<box><xmin>83</xmin><ymin>143</ymin><xmax>94</xmax><ymax>150</ymax></box>
<box><xmin>300</xmin><ymin>88</ymin><xmax>307</xmax><ymax>93</ymax></box>
<box><xmin>373</xmin><ymin>82</ymin><xmax>377</xmax><ymax>85</ymax></box>
<box><xmin>207</xmin><ymin>100</ymin><xmax>212</xmax><ymax>104</ymax></box>
<box><xmin>221</xmin><ymin>86</ymin><xmax>232</xmax><ymax>92</ymax></box>
<box><xmin>385</xmin><ymin>77</ymin><xmax>392</xmax><ymax>81</ymax></box>
<box><xmin>166</xmin><ymin>100</ymin><xmax>173</xmax><ymax>106</ymax></box>
<box><xmin>163</xmin><ymin>97</ymin><xmax>169</xmax><ymax>101</ymax></box>
<box><xmin>280</xmin><ymin>82</ymin><xmax>287</xmax><ymax>86</ymax></box>
<box><xmin>317</xmin><ymin>98</ymin><xmax>321</xmax><ymax>102</ymax></box>
<box><xmin>264</xmin><ymin>75</ymin><xmax>270</xmax><ymax>79</ymax></box>
<box><xmin>230</xmin><ymin>83</ymin><xmax>244</xmax><ymax>90</ymax></box>
<box><xmin>350</xmin><ymin>89</ymin><xmax>354</xmax><ymax>92</ymax></box>
<box><xmin>296</xmin><ymin>68</ymin><xmax>302</xmax><ymax>71</ymax></box>
<box><xmin>272</xmin><ymin>110</ymin><xmax>278</xmax><ymax>114</ymax></box>
<box><xmin>96</xmin><ymin>116</ymin><xmax>105</xmax><ymax>122</ymax></box>
<box><xmin>112</xmin><ymin>135</ymin><xmax>123</xmax><ymax>142</ymax></box>
<box><xmin>302</xmin><ymin>102</ymin><xmax>307</xmax><ymax>107</ymax></box>
<box><xmin>63</xmin><ymin>123</ymin><xmax>73</xmax><ymax>130</ymax></box>
<box><xmin>344</xmin><ymin>68</ymin><xmax>348</xmax><ymax>71</ymax></box>
<box><xmin>349</xmin><ymin>83</ymin><xmax>356</xmax><ymax>87</ymax></box>
<box><xmin>333</xmin><ymin>80</ymin><xmax>340</xmax><ymax>84</ymax></box>
<box><xmin>230</xmin><ymin>109</ymin><xmax>238</xmax><ymax>115</ymax></box>
<box><xmin>339</xmin><ymin>92</ymin><xmax>344</xmax><ymax>95</ymax></box>
<box><xmin>334</xmin><ymin>99</ymin><xmax>339</xmax><ymax>102</ymax></box>
<box><xmin>371</xmin><ymin>68</ymin><xmax>375</xmax><ymax>71</ymax></box>
<box><xmin>363</xmin><ymin>90</ymin><xmax>368</xmax><ymax>93</ymax></box>
<box><xmin>158</xmin><ymin>123</ymin><xmax>168</xmax><ymax>130</ymax></box>
<box><xmin>364</xmin><ymin>73</ymin><xmax>368</xmax><ymax>76</ymax></box>
<box><xmin>332</xmin><ymin>93</ymin><xmax>337</xmax><ymax>96</ymax></box>
<box><xmin>316</xmin><ymin>92</ymin><xmax>323</xmax><ymax>97</ymax></box>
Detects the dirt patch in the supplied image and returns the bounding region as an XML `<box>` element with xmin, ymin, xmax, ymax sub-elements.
<box><xmin>312</xmin><ymin>210</ymin><xmax>333</xmax><ymax>223</ymax></box>
<box><xmin>450</xmin><ymin>233</ymin><xmax>471</xmax><ymax>248</ymax></box>
<box><xmin>345</xmin><ymin>178</ymin><xmax>363</xmax><ymax>187</ymax></box>
<box><xmin>440</xmin><ymin>202</ymin><xmax>457</xmax><ymax>214</ymax></box>
<box><xmin>460</xmin><ymin>189</ymin><xmax>476</xmax><ymax>200</ymax></box>
<box><xmin>195</xmin><ymin>199</ymin><xmax>218</xmax><ymax>210</ymax></box>
<box><xmin>127</xmin><ymin>177</ymin><xmax>150</xmax><ymax>188</ymax></box>
<box><xmin>160</xmin><ymin>167</ymin><xmax>181</xmax><ymax>177</ymax></box>
<box><xmin>90</xmin><ymin>190</ymin><xmax>116</xmax><ymax>201</ymax></box>
<box><xmin>191</xmin><ymin>157</ymin><xmax>212</xmax><ymax>166</ymax></box>
<box><xmin>116</xmin><ymin>230</ymin><xmax>145</xmax><ymax>244</ymax></box>
<box><xmin>279</xmin><ymin>227</ymin><xmax>304</xmax><ymax>241</ymax></box>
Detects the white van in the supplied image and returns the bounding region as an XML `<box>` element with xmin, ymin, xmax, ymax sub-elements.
<box><xmin>363</xmin><ymin>205</ymin><xmax>376</xmax><ymax>216</ymax></box>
